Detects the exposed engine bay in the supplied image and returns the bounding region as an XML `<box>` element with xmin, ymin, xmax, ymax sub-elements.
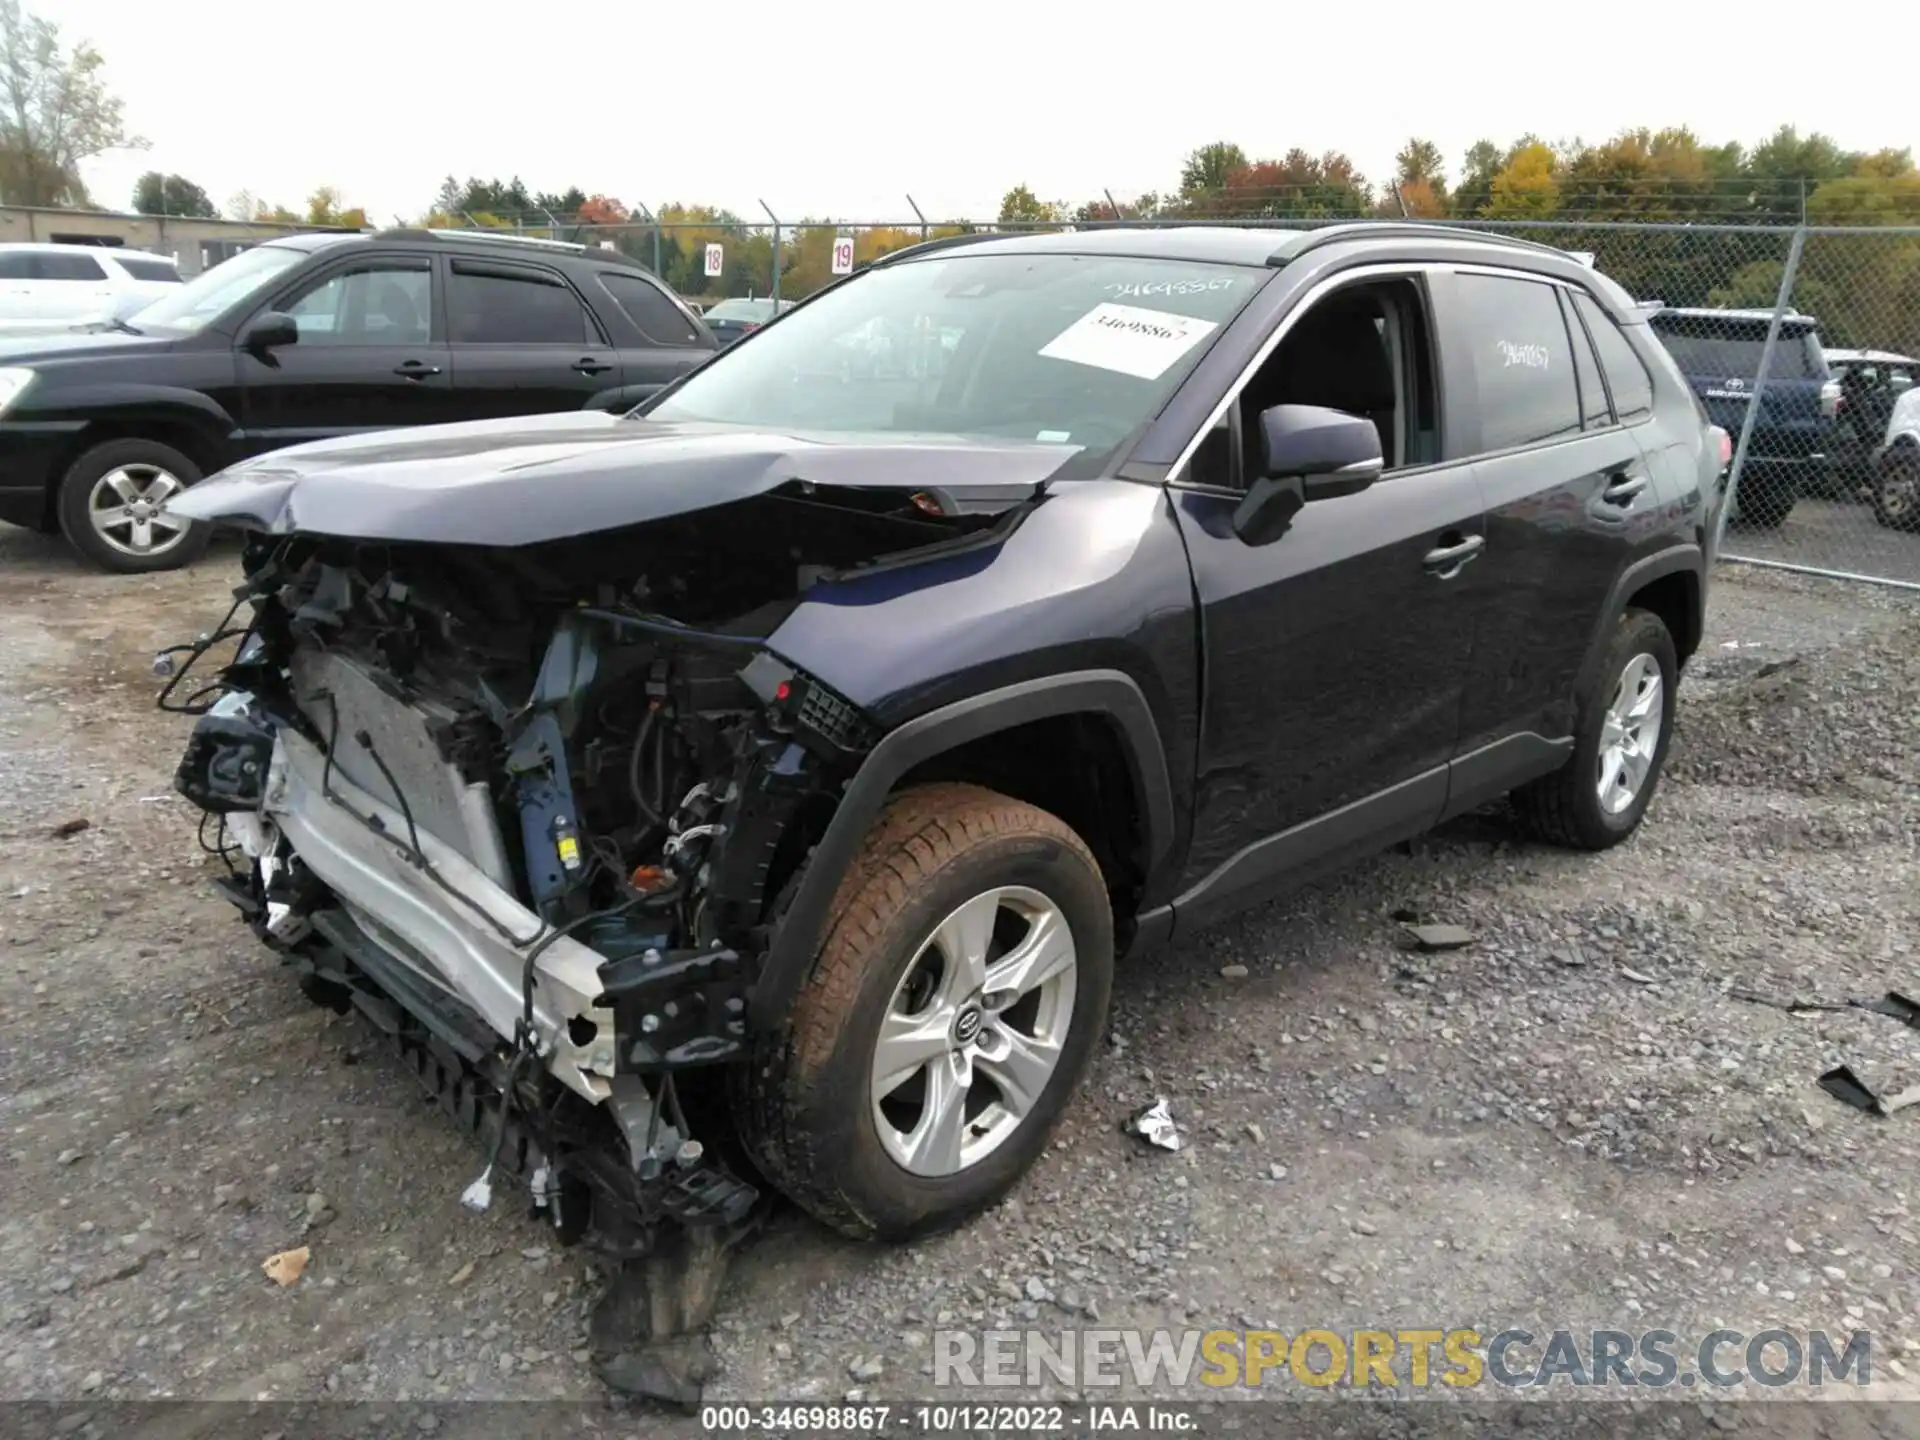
<box><xmin>158</xmin><ymin>481</ymin><xmax>1026</xmax><ymax>1398</ymax></box>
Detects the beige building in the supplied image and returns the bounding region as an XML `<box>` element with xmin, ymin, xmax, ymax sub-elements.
<box><xmin>0</xmin><ymin>205</ymin><xmax>361</xmax><ymax>275</ymax></box>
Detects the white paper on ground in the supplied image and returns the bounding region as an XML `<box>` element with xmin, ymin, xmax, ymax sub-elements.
<box><xmin>1037</xmin><ymin>302</ymin><xmax>1219</xmax><ymax>381</ymax></box>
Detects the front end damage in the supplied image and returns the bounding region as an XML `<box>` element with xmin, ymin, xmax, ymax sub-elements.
<box><xmin>158</xmin><ymin>480</ymin><xmax>1026</xmax><ymax>1403</ymax></box>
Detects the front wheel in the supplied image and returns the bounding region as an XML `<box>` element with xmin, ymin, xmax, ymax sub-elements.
<box><xmin>736</xmin><ymin>783</ymin><xmax>1113</xmax><ymax>1241</ymax></box>
<box><xmin>56</xmin><ymin>438</ymin><xmax>211</xmax><ymax>574</ymax></box>
<box><xmin>1513</xmin><ymin>608</ymin><xmax>1677</xmax><ymax>851</ymax></box>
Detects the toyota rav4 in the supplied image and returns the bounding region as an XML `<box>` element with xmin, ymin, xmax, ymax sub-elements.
<box><xmin>157</xmin><ymin>223</ymin><xmax>1716</xmax><ymax>1402</ymax></box>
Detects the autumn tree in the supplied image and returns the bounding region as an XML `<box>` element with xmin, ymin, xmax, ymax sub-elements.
<box><xmin>0</xmin><ymin>0</ymin><xmax>141</xmax><ymax>206</ymax></box>
<box><xmin>132</xmin><ymin>171</ymin><xmax>215</xmax><ymax>218</ymax></box>
<box><xmin>997</xmin><ymin>184</ymin><xmax>1062</xmax><ymax>226</ymax></box>
<box><xmin>1452</xmin><ymin>139</ymin><xmax>1504</xmax><ymax>217</ymax></box>
<box><xmin>576</xmin><ymin>194</ymin><xmax>629</xmax><ymax>225</ymax></box>
<box><xmin>1487</xmin><ymin>141</ymin><xmax>1560</xmax><ymax>218</ymax></box>
<box><xmin>1179</xmin><ymin>142</ymin><xmax>1248</xmax><ymax>200</ymax></box>
<box><xmin>1221</xmin><ymin>150</ymin><xmax>1371</xmax><ymax>218</ymax></box>
<box><xmin>1389</xmin><ymin>137</ymin><xmax>1448</xmax><ymax>214</ymax></box>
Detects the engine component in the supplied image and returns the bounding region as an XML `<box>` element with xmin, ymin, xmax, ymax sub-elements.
<box><xmin>173</xmin><ymin>694</ymin><xmax>276</xmax><ymax>812</ymax></box>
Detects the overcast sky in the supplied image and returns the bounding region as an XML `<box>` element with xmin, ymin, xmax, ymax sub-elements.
<box><xmin>63</xmin><ymin>0</ymin><xmax>1920</xmax><ymax>225</ymax></box>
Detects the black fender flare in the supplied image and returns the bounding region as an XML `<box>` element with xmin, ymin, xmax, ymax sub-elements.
<box><xmin>1574</xmin><ymin>543</ymin><xmax>1704</xmax><ymax>702</ymax></box>
<box><xmin>54</xmin><ymin>384</ymin><xmax>237</xmax><ymax>470</ymax></box>
<box><xmin>749</xmin><ymin>669</ymin><xmax>1175</xmax><ymax>1031</ymax></box>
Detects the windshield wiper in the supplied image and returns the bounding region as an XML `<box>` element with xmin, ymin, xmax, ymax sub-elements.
<box><xmin>72</xmin><ymin>315</ymin><xmax>144</xmax><ymax>336</ymax></box>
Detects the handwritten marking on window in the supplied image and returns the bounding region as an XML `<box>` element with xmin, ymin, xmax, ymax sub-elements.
<box><xmin>1499</xmin><ymin>341</ymin><xmax>1552</xmax><ymax>370</ymax></box>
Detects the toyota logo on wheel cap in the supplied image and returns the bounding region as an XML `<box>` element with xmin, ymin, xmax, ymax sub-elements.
<box><xmin>952</xmin><ymin>1006</ymin><xmax>984</xmax><ymax>1045</ymax></box>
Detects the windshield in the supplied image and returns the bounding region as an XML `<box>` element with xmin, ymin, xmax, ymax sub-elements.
<box><xmin>649</xmin><ymin>253</ymin><xmax>1263</xmax><ymax>457</ymax></box>
<box><xmin>130</xmin><ymin>245</ymin><xmax>307</xmax><ymax>333</ymax></box>
<box><xmin>1650</xmin><ymin>317</ymin><xmax>1822</xmax><ymax>380</ymax></box>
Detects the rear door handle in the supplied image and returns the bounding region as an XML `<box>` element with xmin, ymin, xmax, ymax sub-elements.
<box><xmin>1602</xmin><ymin>471</ymin><xmax>1649</xmax><ymax>505</ymax></box>
<box><xmin>573</xmin><ymin>356</ymin><xmax>614</xmax><ymax>376</ymax></box>
<box><xmin>393</xmin><ymin>359</ymin><xmax>441</xmax><ymax>379</ymax></box>
<box><xmin>1423</xmin><ymin>533</ymin><xmax>1484</xmax><ymax>577</ymax></box>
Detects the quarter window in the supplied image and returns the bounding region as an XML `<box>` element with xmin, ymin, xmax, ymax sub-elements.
<box><xmin>1451</xmin><ymin>273</ymin><xmax>1581</xmax><ymax>452</ymax></box>
<box><xmin>1574</xmin><ymin>292</ymin><xmax>1654</xmax><ymax>423</ymax></box>
<box><xmin>598</xmin><ymin>270</ymin><xmax>701</xmax><ymax>345</ymax></box>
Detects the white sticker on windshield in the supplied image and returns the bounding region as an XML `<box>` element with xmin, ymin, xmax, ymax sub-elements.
<box><xmin>1038</xmin><ymin>303</ymin><xmax>1219</xmax><ymax>381</ymax></box>
<box><xmin>1036</xmin><ymin>429</ymin><xmax>1072</xmax><ymax>443</ymax></box>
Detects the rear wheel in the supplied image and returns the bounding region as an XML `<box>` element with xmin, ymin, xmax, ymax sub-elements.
<box><xmin>1513</xmin><ymin>608</ymin><xmax>1677</xmax><ymax>851</ymax></box>
<box><xmin>736</xmin><ymin>783</ymin><xmax>1113</xmax><ymax>1241</ymax></box>
<box><xmin>56</xmin><ymin>438</ymin><xmax>210</xmax><ymax>574</ymax></box>
<box><xmin>1873</xmin><ymin>449</ymin><xmax>1920</xmax><ymax>531</ymax></box>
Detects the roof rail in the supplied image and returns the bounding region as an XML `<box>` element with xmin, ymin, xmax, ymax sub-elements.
<box><xmin>1266</xmin><ymin>222</ymin><xmax>1578</xmax><ymax>267</ymax></box>
<box><xmin>867</xmin><ymin>230</ymin><xmax>1002</xmax><ymax>267</ymax></box>
<box><xmin>373</xmin><ymin>226</ymin><xmax>587</xmax><ymax>254</ymax></box>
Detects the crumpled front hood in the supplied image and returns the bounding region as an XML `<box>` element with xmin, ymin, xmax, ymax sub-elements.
<box><xmin>166</xmin><ymin>410</ymin><xmax>1078</xmax><ymax>546</ymax></box>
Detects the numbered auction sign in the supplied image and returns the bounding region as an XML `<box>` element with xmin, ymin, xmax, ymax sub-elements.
<box><xmin>704</xmin><ymin>243</ymin><xmax>724</xmax><ymax>277</ymax></box>
<box><xmin>831</xmin><ymin>236</ymin><xmax>855</xmax><ymax>275</ymax></box>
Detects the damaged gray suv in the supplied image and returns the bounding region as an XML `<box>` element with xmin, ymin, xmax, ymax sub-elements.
<box><xmin>159</xmin><ymin>224</ymin><xmax>1716</xmax><ymax>1400</ymax></box>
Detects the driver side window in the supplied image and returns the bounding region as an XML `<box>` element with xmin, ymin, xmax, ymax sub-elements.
<box><xmin>282</xmin><ymin>262</ymin><xmax>433</xmax><ymax>345</ymax></box>
<box><xmin>1185</xmin><ymin>276</ymin><xmax>1439</xmax><ymax>489</ymax></box>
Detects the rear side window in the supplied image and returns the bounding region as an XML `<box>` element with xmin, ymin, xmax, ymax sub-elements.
<box><xmin>116</xmin><ymin>257</ymin><xmax>179</xmax><ymax>283</ymax></box>
<box><xmin>597</xmin><ymin>271</ymin><xmax>702</xmax><ymax>346</ymax></box>
<box><xmin>448</xmin><ymin>263</ymin><xmax>597</xmax><ymax>345</ymax></box>
<box><xmin>35</xmin><ymin>252</ymin><xmax>107</xmax><ymax>281</ymax></box>
<box><xmin>0</xmin><ymin>252</ymin><xmax>31</xmax><ymax>279</ymax></box>
<box><xmin>1450</xmin><ymin>273</ymin><xmax>1582</xmax><ymax>452</ymax></box>
<box><xmin>1575</xmin><ymin>294</ymin><xmax>1655</xmax><ymax>422</ymax></box>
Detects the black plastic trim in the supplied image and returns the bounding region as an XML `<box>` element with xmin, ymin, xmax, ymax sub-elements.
<box><xmin>1168</xmin><ymin>765</ymin><xmax>1448</xmax><ymax>938</ymax></box>
<box><xmin>1441</xmin><ymin>731</ymin><xmax>1575</xmax><ymax>821</ymax></box>
<box><xmin>1577</xmin><ymin>544</ymin><xmax>1704</xmax><ymax>699</ymax></box>
<box><xmin>749</xmin><ymin>670</ymin><xmax>1175</xmax><ymax>1032</ymax></box>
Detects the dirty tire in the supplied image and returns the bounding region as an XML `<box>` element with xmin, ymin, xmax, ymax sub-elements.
<box><xmin>56</xmin><ymin>438</ymin><xmax>210</xmax><ymax>574</ymax></box>
<box><xmin>735</xmin><ymin>783</ymin><xmax>1113</xmax><ymax>1242</ymax></box>
<box><xmin>1513</xmin><ymin>607</ymin><xmax>1677</xmax><ymax>851</ymax></box>
<box><xmin>1872</xmin><ymin>450</ymin><xmax>1920</xmax><ymax>531</ymax></box>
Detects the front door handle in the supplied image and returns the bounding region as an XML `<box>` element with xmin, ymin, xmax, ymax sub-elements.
<box><xmin>573</xmin><ymin>356</ymin><xmax>614</xmax><ymax>376</ymax></box>
<box><xmin>393</xmin><ymin>359</ymin><xmax>441</xmax><ymax>379</ymax></box>
<box><xmin>1602</xmin><ymin>471</ymin><xmax>1649</xmax><ymax>505</ymax></box>
<box><xmin>1423</xmin><ymin>533</ymin><xmax>1485</xmax><ymax>578</ymax></box>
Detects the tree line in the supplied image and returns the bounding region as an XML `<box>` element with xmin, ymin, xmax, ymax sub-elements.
<box><xmin>2</xmin><ymin>0</ymin><xmax>1913</xmax><ymax>346</ymax></box>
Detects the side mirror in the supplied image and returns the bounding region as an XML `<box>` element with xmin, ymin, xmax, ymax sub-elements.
<box><xmin>242</xmin><ymin>311</ymin><xmax>298</xmax><ymax>353</ymax></box>
<box><xmin>1231</xmin><ymin>404</ymin><xmax>1385</xmax><ymax>545</ymax></box>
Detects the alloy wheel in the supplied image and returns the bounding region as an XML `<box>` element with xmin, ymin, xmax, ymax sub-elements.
<box><xmin>870</xmin><ymin>885</ymin><xmax>1078</xmax><ymax>1177</ymax></box>
<box><xmin>1596</xmin><ymin>652</ymin><xmax>1664</xmax><ymax>816</ymax></box>
<box><xmin>86</xmin><ymin>463</ymin><xmax>190</xmax><ymax>558</ymax></box>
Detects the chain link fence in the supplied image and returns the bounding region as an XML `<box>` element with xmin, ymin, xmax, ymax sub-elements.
<box><xmin>548</xmin><ymin>211</ymin><xmax>1920</xmax><ymax>590</ymax></box>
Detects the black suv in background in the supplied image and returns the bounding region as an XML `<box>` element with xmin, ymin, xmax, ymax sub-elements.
<box><xmin>0</xmin><ymin>229</ymin><xmax>718</xmax><ymax>572</ymax></box>
<box><xmin>1645</xmin><ymin>306</ymin><xmax>1839</xmax><ymax>528</ymax></box>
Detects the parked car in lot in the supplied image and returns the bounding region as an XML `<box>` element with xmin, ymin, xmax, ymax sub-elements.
<box><xmin>1826</xmin><ymin>348</ymin><xmax>1918</xmax><ymax>502</ymax></box>
<box><xmin>0</xmin><ymin>243</ymin><xmax>182</xmax><ymax>333</ymax></box>
<box><xmin>1646</xmin><ymin>306</ymin><xmax>1839</xmax><ymax>528</ymax></box>
<box><xmin>158</xmin><ymin>224</ymin><xmax>1714</xmax><ymax>1395</ymax></box>
<box><xmin>701</xmin><ymin>295</ymin><xmax>794</xmax><ymax>346</ymax></box>
<box><xmin>0</xmin><ymin>229</ymin><xmax>717</xmax><ymax>572</ymax></box>
<box><xmin>1873</xmin><ymin>381</ymin><xmax>1920</xmax><ymax>530</ymax></box>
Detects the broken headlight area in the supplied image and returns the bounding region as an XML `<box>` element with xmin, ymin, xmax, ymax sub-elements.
<box><xmin>158</xmin><ymin>494</ymin><xmax>957</xmax><ymax>1267</ymax></box>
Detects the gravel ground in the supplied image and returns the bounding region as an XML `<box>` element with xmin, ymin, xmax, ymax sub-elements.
<box><xmin>2</xmin><ymin>522</ymin><xmax>1918</xmax><ymax>1433</ymax></box>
